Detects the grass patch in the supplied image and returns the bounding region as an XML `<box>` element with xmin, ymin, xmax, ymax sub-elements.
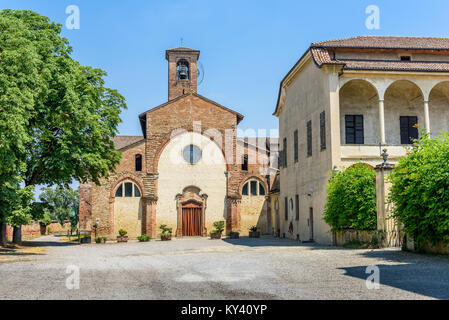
<box><xmin>59</xmin><ymin>236</ymin><xmax>80</xmax><ymax>243</ymax></box>
<box><xmin>0</xmin><ymin>242</ymin><xmax>47</xmax><ymax>263</ymax></box>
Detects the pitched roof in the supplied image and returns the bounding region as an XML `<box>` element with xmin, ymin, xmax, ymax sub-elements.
<box><xmin>111</xmin><ymin>136</ymin><xmax>144</xmax><ymax>150</ymax></box>
<box><xmin>310</xmin><ymin>47</ymin><xmax>449</xmax><ymax>73</ymax></box>
<box><xmin>138</xmin><ymin>93</ymin><xmax>244</xmax><ymax>137</ymax></box>
<box><xmin>312</xmin><ymin>36</ymin><xmax>449</xmax><ymax>50</ymax></box>
<box><xmin>274</xmin><ymin>36</ymin><xmax>449</xmax><ymax>116</ymax></box>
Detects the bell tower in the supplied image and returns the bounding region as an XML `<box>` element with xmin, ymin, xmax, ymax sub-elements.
<box><xmin>166</xmin><ymin>47</ymin><xmax>200</xmax><ymax>101</ymax></box>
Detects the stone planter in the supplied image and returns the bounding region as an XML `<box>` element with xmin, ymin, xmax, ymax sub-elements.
<box><xmin>96</xmin><ymin>238</ymin><xmax>107</xmax><ymax>244</ymax></box>
<box><xmin>229</xmin><ymin>232</ymin><xmax>240</xmax><ymax>239</ymax></box>
<box><xmin>210</xmin><ymin>233</ymin><xmax>222</xmax><ymax>240</ymax></box>
<box><xmin>117</xmin><ymin>236</ymin><xmax>128</xmax><ymax>243</ymax></box>
<box><xmin>249</xmin><ymin>231</ymin><xmax>260</xmax><ymax>238</ymax></box>
<box><xmin>80</xmin><ymin>237</ymin><xmax>91</xmax><ymax>244</ymax></box>
<box><xmin>161</xmin><ymin>235</ymin><xmax>172</xmax><ymax>241</ymax></box>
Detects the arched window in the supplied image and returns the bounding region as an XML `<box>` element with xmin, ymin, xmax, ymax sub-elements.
<box><xmin>177</xmin><ymin>60</ymin><xmax>189</xmax><ymax>80</ymax></box>
<box><xmin>135</xmin><ymin>154</ymin><xmax>142</xmax><ymax>172</ymax></box>
<box><xmin>241</xmin><ymin>178</ymin><xmax>266</xmax><ymax>197</ymax></box>
<box><xmin>115</xmin><ymin>181</ymin><xmax>141</xmax><ymax>198</ymax></box>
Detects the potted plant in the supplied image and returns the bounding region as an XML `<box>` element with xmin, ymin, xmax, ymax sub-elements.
<box><xmin>210</xmin><ymin>221</ymin><xmax>225</xmax><ymax>239</ymax></box>
<box><xmin>137</xmin><ymin>234</ymin><xmax>151</xmax><ymax>242</ymax></box>
<box><xmin>160</xmin><ymin>225</ymin><xmax>172</xmax><ymax>241</ymax></box>
<box><xmin>95</xmin><ymin>237</ymin><xmax>107</xmax><ymax>244</ymax></box>
<box><xmin>117</xmin><ymin>229</ymin><xmax>129</xmax><ymax>243</ymax></box>
<box><xmin>229</xmin><ymin>231</ymin><xmax>240</xmax><ymax>239</ymax></box>
<box><xmin>249</xmin><ymin>226</ymin><xmax>260</xmax><ymax>238</ymax></box>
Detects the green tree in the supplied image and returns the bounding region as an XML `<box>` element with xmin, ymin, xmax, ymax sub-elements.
<box><xmin>39</xmin><ymin>186</ymin><xmax>78</xmax><ymax>228</ymax></box>
<box><xmin>0</xmin><ymin>10</ymin><xmax>126</xmax><ymax>242</ymax></box>
<box><xmin>324</xmin><ymin>163</ymin><xmax>377</xmax><ymax>232</ymax></box>
<box><xmin>0</xmin><ymin>177</ymin><xmax>34</xmax><ymax>245</ymax></box>
<box><xmin>389</xmin><ymin>132</ymin><xmax>449</xmax><ymax>246</ymax></box>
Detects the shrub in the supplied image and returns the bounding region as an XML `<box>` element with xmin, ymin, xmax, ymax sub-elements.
<box><xmin>118</xmin><ymin>229</ymin><xmax>127</xmax><ymax>237</ymax></box>
<box><xmin>389</xmin><ymin>132</ymin><xmax>449</xmax><ymax>245</ymax></box>
<box><xmin>324</xmin><ymin>163</ymin><xmax>377</xmax><ymax>232</ymax></box>
<box><xmin>212</xmin><ymin>221</ymin><xmax>225</xmax><ymax>234</ymax></box>
<box><xmin>159</xmin><ymin>225</ymin><xmax>172</xmax><ymax>238</ymax></box>
<box><xmin>95</xmin><ymin>237</ymin><xmax>107</xmax><ymax>243</ymax></box>
<box><xmin>249</xmin><ymin>226</ymin><xmax>258</xmax><ymax>232</ymax></box>
<box><xmin>137</xmin><ymin>234</ymin><xmax>151</xmax><ymax>242</ymax></box>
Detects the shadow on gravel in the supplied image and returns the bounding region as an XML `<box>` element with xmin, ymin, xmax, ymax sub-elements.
<box><xmin>24</xmin><ymin>240</ymin><xmax>78</xmax><ymax>247</ymax></box>
<box><xmin>222</xmin><ymin>236</ymin><xmax>317</xmax><ymax>248</ymax></box>
<box><xmin>339</xmin><ymin>262</ymin><xmax>449</xmax><ymax>300</ymax></box>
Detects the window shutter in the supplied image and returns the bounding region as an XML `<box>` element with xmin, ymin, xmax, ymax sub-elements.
<box><xmin>295</xmin><ymin>195</ymin><xmax>299</xmax><ymax>221</ymax></box>
<box><xmin>345</xmin><ymin>115</ymin><xmax>364</xmax><ymax>144</ymax></box>
<box><xmin>294</xmin><ymin>130</ymin><xmax>298</xmax><ymax>163</ymax></box>
<box><xmin>400</xmin><ymin>116</ymin><xmax>409</xmax><ymax>144</ymax></box>
<box><xmin>283</xmin><ymin>138</ymin><xmax>288</xmax><ymax>168</ymax></box>
<box><xmin>307</xmin><ymin>120</ymin><xmax>312</xmax><ymax>156</ymax></box>
<box><xmin>320</xmin><ymin>111</ymin><xmax>326</xmax><ymax>150</ymax></box>
<box><xmin>284</xmin><ymin>197</ymin><xmax>288</xmax><ymax>221</ymax></box>
<box><xmin>400</xmin><ymin>116</ymin><xmax>419</xmax><ymax>144</ymax></box>
<box><xmin>355</xmin><ymin>115</ymin><xmax>364</xmax><ymax>145</ymax></box>
<box><xmin>409</xmin><ymin>116</ymin><xmax>418</xmax><ymax>141</ymax></box>
<box><xmin>345</xmin><ymin>115</ymin><xmax>355</xmax><ymax>144</ymax></box>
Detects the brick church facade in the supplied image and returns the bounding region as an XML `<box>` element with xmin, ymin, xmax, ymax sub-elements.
<box><xmin>79</xmin><ymin>47</ymin><xmax>278</xmax><ymax>239</ymax></box>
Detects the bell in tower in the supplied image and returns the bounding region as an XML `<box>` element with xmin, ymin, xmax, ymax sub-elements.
<box><xmin>166</xmin><ymin>47</ymin><xmax>200</xmax><ymax>101</ymax></box>
<box><xmin>177</xmin><ymin>60</ymin><xmax>189</xmax><ymax>80</ymax></box>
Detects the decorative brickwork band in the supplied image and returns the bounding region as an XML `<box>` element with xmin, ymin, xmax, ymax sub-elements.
<box><xmin>226</xmin><ymin>196</ymin><xmax>242</xmax><ymax>234</ymax></box>
<box><xmin>142</xmin><ymin>197</ymin><xmax>158</xmax><ymax>238</ymax></box>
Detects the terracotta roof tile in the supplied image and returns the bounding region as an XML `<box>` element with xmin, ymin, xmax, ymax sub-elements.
<box><xmin>111</xmin><ymin>136</ymin><xmax>144</xmax><ymax>150</ymax></box>
<box><xmin>312</xmin><ymin>36</ymin><xmax>449</xmax><ymax>50</ymax></box>
<box><xmin>309</xmin><ymin>37</ymin><xmax>449</xmax><ymax>72</ymax></box>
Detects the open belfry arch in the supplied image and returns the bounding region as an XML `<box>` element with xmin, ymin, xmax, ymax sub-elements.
<box><xmin>79</xmin><ymin>46</ymin><xmax>277</xmax><ymax>239</ymax></box>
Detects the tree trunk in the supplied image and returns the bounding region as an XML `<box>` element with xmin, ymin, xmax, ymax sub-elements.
<box><xmin>12</xmin><ymin>226</ymin><xmax>22</xmax><ymax>245</ymax></box>
<box><xmin>0</xmin><ymin>223</ymin><xmax>7</xmax><ymax>247</ymax></box>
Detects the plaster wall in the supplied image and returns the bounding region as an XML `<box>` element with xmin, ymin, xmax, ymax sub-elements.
<box><xmin>278</xmin><ymin>60</ymin><xmax>333</xmax><ymax>244</ymax></box>
<box><xmin>157</xmin><ymin>132</ymin><xmax>227</xmax><ymax>235</ymax></box>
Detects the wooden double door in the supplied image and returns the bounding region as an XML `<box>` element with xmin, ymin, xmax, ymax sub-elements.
<box><xmin>182</xmin><ymin>202</ymin><xmax>203</xmax><ymax>236</ymax></box>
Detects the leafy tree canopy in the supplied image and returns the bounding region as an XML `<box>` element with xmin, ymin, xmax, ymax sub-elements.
<box><xmin>324</xmin><ymin>163</ymin><xmax>377</xmax><ymax>232</ymax></box>
<box><xmin>39</xmin><ymin>186</ymin><xmax>78</xmax><ymax>227</ymax></box>
<box><xmin>0</xmin><ymin>9</ymin><xmax>126</xmax><ymax>189</ymax></box>
<box><xmin>389</xmin><ymin>132</ymin><xmax>449</xmax><ymax>245</ymax></box>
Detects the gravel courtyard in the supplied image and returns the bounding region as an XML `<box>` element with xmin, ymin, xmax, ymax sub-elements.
<box><xmin>1</xmin><ymin>236</ymin><xmax>448</xmax><ymax>300</ymax></box>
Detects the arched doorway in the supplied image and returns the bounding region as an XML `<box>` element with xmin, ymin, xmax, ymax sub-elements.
<box><xmin>181</xmin><ymin>201</ymin><xmax>203</xmax><ymax>236</ymax></box>
<box><xmin>113</xmin><ymin>180</ymin><xmax>143</xmax><ymax>239</ymax></box>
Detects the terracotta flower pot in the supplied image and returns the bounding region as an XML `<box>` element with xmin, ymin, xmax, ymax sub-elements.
<box><xmin>210</xmin><ymin>233</ymin><xmax>222</xmax><ymax>239</ymax></box>
<box><xmin>249</xmin><ymin>231</ymin><xmax>260</xmax><ymax>238</ymax></box>
<box><xmin>117</xmin><ymin>236</ymin><xmax>128</xmax><ymax>243</ymax></box>
<box><xmin>161</xmin><ymin>235</ymin><xmax>172</xmax><ymax>241</ymax></box>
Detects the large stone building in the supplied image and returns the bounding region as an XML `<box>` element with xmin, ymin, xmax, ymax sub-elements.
<box><xmin>274</xmin><ymin>36</ymin><xmax>449</xmax><ymax>245</ymax></box>
<box><xmin>79</xmin><ymin>47</ymin><xmax>278</xmax><ymax>239</ymax></box>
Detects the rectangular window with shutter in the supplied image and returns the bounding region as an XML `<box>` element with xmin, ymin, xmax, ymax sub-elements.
<box><xmin>295</xmin><ymin>194</ymin><xmax>299</xmax><ymax>221</ymax></box>
<box><xmin>400</xmin><ymin>116</ymin><xmax>418</xmax><ymax>145</ymax></box>
<box><xmin>307</xmin><ymin>120</ymin><xmax>312</xmax><ymax>157</ymax></box>
<box><xmin>345</xmin><ymin>115</ymin><xmax>364</xmax><ymax>144</ymax></box>
<box><xmin>320</xmin><ymin>111</ymin><xmax>326</xmax><ymax>150</ymax></box>
<box><xmin>283</xmin><ymin>137</ymin><xmax>288</xmax><ymax>168</ymax></box>
<box><xmin>294</xmin><ymin>130</ymin><xmax>298</xmax><ymax>163</ymax></box>
<box><xmin>284</xmin><ymin>197</ymin><xmax>288</xmax><ymax>221</ymax></box>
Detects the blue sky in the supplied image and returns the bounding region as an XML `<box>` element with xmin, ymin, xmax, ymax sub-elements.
<box><xmin>3</xmin><ymin>0</ymin><xmax>449</xmax><ymax>137</ymax></box>
<box><xmin>3</xmin><ymin>0</ymin><xmax>449</xmax><ymax>197</ymax></box>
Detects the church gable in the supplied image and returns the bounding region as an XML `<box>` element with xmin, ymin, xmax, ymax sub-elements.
<box><xmin>140</xmin><ymin>93</ymin><xmax>243</xmax><ymax>136</ymax></box>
